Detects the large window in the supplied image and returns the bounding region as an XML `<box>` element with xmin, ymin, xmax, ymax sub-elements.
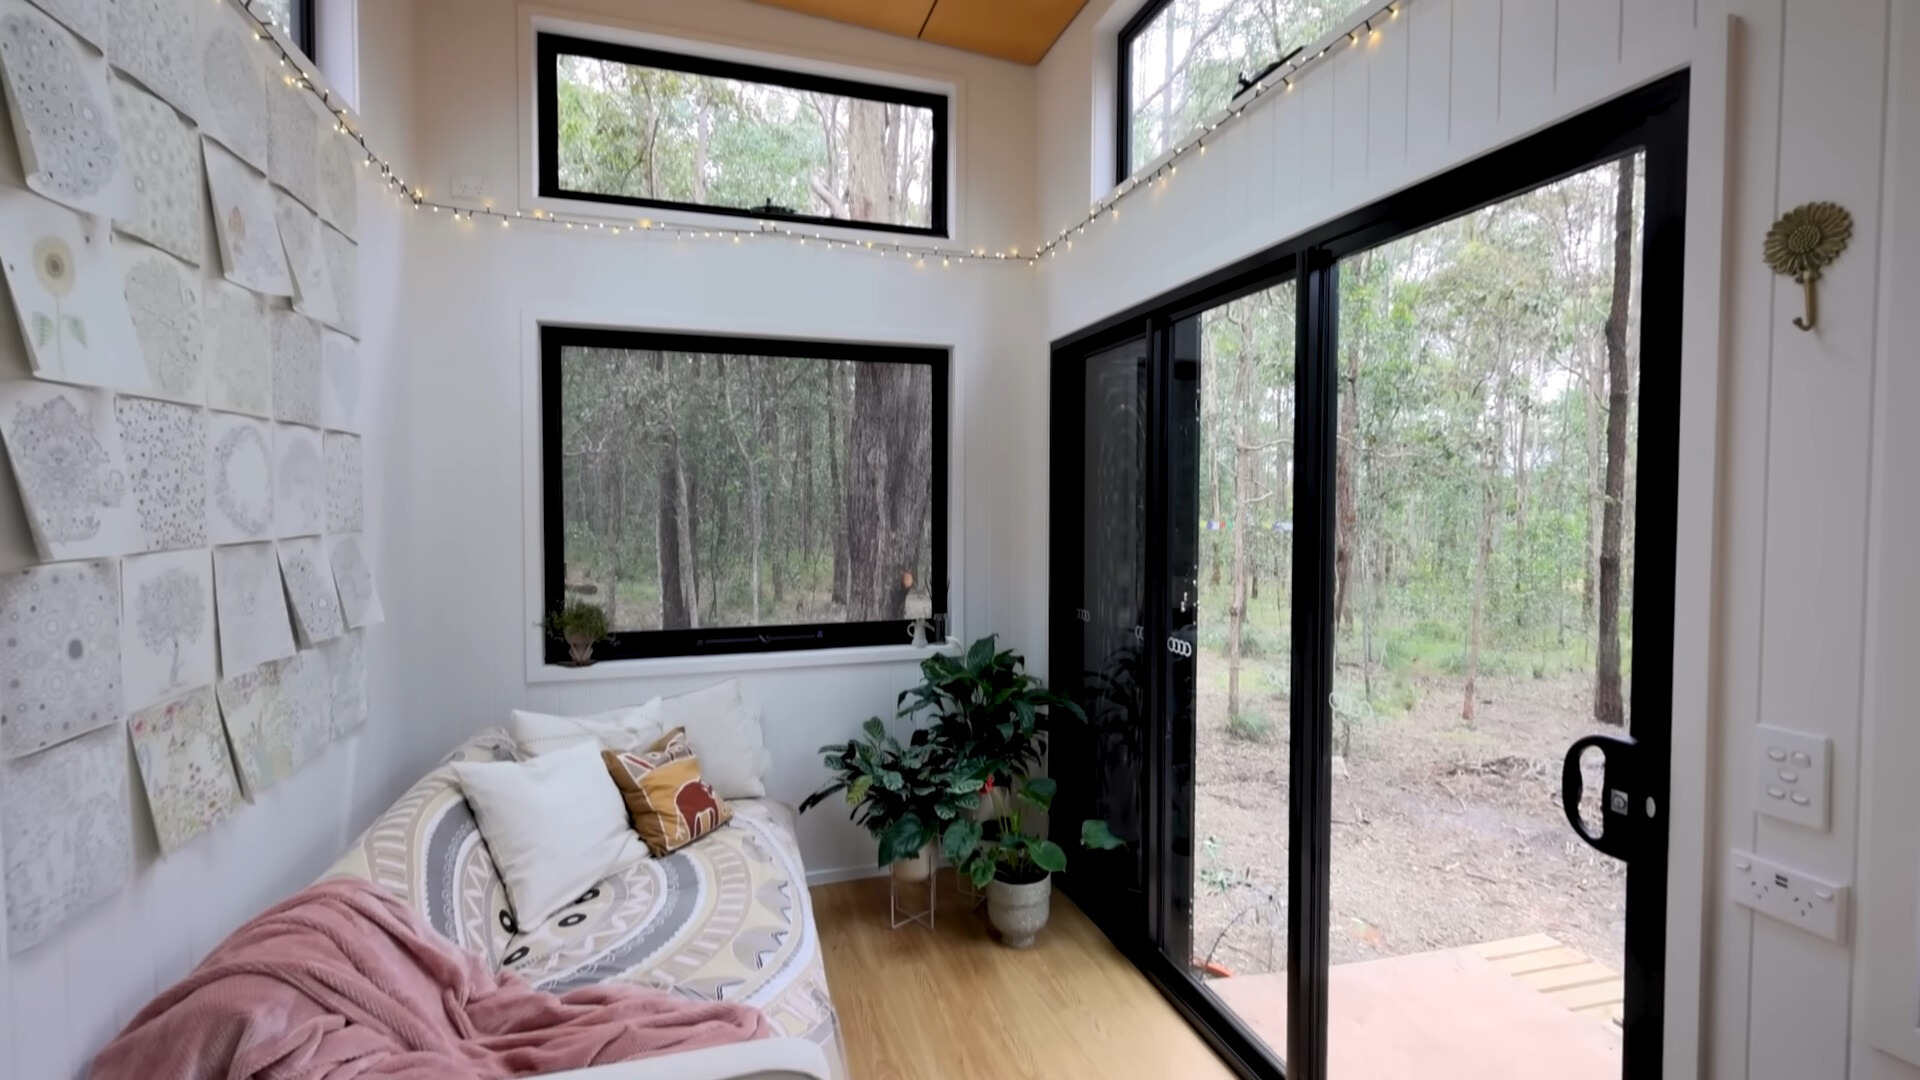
<box><xmin>542</xmin><ymin>328</ymin><xmax>948</xmax><ymax>663</ymax></box>
<box><xmin>537</xmin><ymin>33</ymin><xmax>949</xmax><ymax>237</ymax></box>
<box><xmin>1118</xmin><ymin>0</ymin><xmax>1355</xmax><ymax>181</ymax></box>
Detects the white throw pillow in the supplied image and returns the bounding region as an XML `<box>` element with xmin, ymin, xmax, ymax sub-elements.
<box><xmin>660</xmin><ymin>680</ymin><xmax>768</xmax><ymax>799</ymax></box>
<box><xmin>509</xmin><ymin>702</ymin><xmax>664</xmax><ymax>758</ymax></box>
<box><xmin>452</xmin><ymin>743</ymin><xmax>649</xmax><ymax>930</ymax></box>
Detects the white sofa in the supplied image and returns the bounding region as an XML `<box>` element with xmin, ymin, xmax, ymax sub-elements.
<box><xmin>326</xmin><ymin>730</ymin><xmax>846</xmax><ymax>1080</ymax></box>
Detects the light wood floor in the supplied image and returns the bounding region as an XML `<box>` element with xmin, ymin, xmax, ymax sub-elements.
<box><xmin>812</xmin><ymin>870</ymin><xmax>1238</xmax><ymax>1080</ymax></box>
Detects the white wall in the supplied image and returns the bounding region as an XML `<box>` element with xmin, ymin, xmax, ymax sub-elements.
<box><xmin>398</xmin><ymin>0</ymin><xmax>1048</xmax><ymax>883</ymax></box>
<box><xmin>0</xmin><ymin>3</ymin><xmax>421</xmax><ymax>1076</ymax></box>
<box><xmin>1036</xmin><ymin>1</ymin><xmax>1915</xmax><ymax>1079</ymax></box>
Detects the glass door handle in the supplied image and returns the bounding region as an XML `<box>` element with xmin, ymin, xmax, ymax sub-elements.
<box><xmin>1561</xmin><ymin>733</ymin><xmax>1637</xmax><ymax>862</ymax></box>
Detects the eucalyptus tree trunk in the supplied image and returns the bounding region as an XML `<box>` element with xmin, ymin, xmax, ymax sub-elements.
<box><xmin>1227</xmin><ymin>340</ymin><xmax>1256</xmax><ymax>724</ymax></box>
<box><xmin>845</xmin><ymin>364</ymin><xmax>932</xmax><ymax>620</ymax></box>
<box><xmin>654</xmin><ymin>353</ymin><xmax>698</xmax><ymax>630</ymax></box>
<box><xmin>1595</xmin><ymin>155</ymin><xmax>1637</xmax><ymax>728</ymax></box>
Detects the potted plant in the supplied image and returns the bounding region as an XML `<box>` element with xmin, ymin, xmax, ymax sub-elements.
<box><xmin>948</xmin><ymin>776</ymin><xmax>1123</xmax><ymax>948</ymax></box>
<box><xmin>545</xmin><ymin>599</ymin><xmax>610</xmax><ymax>666</ymax></box>
<box><xmin>900</xmin><ymin>636</ymin><xmax>1082</xmax><ymax>811</ymax></box>
<box><xmin>800</xmin><ymin>718</ymin><xmax>991</xmax><ymax>883</ymax></box>
<box><xmin>901</xmin><ymin>635</ymin><xmax>1123</xmax><ymax>947</ymax></box>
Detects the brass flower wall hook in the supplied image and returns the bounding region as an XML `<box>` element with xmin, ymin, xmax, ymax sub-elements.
<box><xmin>1765</xmin><ymin>202</ymin><xmax>1853</xmax><ymax>332</ymax></box>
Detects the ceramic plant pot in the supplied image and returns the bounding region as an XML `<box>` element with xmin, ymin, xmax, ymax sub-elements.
<box><xmin>892</xmin><ymin>841</ymin><xmax>936</xmax><ymax>883</ymax></box>
<box><xmin>565</xmin><ymin>633</ymin><xmax>595</xmax><ymax>666</ymax></box>
<box><xmin>987</xmin><ymin>874</ymin><xmax>1052</xmax><ymax>948</ymax></box>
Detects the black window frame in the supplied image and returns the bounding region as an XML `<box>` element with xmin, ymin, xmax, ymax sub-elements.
<box><xmin>1115</xmin><ymin>0</ymin><xmax>1176</xmax><ymax>186</ymax></box>
<box><xmin>293</xmin><ymin>0</ymin><xmax>314</xmax><ymax>61</ymax></box>
<box><xmin>536</xmin><ymin>32</ymin><xmax>951</xmax><ymax>239</ymax></box>
<box><xmin>541</xmin><ymin>325</ymin><xmax>951</xmax><ymax>665</ymax></box>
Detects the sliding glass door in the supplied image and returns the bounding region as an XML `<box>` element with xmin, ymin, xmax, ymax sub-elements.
<box><xmin>1050</xmin><ymin>74</ymin><xmax>1687</xmax><ymax>1080</ymax></box>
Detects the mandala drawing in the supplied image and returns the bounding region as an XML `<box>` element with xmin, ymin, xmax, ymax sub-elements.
<box><xmin>0</xmin><ymin>382</ymin><xmax>136</xmax><ymax>560</ymax></box>
<box><xmin>211</xmin><ymin>540</ymin><xmax>296</xmax><ymax>676</ymax></box>
<box><xmin>267</xmin><ymin>77</ymin><xmax>319</xmax><ymax>212</ymax></box>
<box><xmin>276</xmin><ymin>647</ymin><xmax>331</xmax><ymax>766</ymax></box>
<box><xmin>0</xmin><ymin>186</ymin><xmax>147</xmax><ymax>390</ymax></box>
<box><xmin>321</xmin><ymin>223</ymin><xmax>356</xmax><ymax>338</ymax></box>
<box><xmin>204</xmin><ymin>140</ymin><xmax>293</xmax><ymax>297</ymax></box>
<box><xmin>317</xmin><ymin>126</ymin><xmax>357</xmax><ymax>237</ymax></box>
<box><xmin>328</xmin><ymin>533</ymin><xmax>383</xmax><ymax>629</ymax></box>
<box><xmin>272</xmin><ymin>310</ymin><xmax>321</xmax><ymax>425</ymax></box>
<box><xmin>0</xmin><ymin>1</ymin><xmax>138</xmax><ymax>218</ymax></box>
<box><xmin>3</xmin><ymin>724</ymin><xmax>132</xmax><ymax>953</ymax></box>
<box><xmin>206</xmin><ymin>412</ymin><xmax>273</xmax><ymax>544</ymax></box>
<box><xmin>116</xmin><ymin>395</ymin><xmax>207</xmax><ymax>552</ymax></box>
<box><xmin>273</xmin><ymin>423</ymin><xmax>324</xmax><ymax>537</ymax></box>
<box><xmin>278</xmin><ymin>536</ymin><xmax>343</xmax><ymax>645</ymax></box>
<box><xmin>320</xmin><ymin>629</ymin><xmax>365</xmax><ymax>738</ymax></box>
<box><xmin>273</xmin><ymin>190</ymin><xmax>337</xmax><ymax>323</ymax></box>
<box><xmin>215</xmin><ymin>660</ymin><xmax>291</xmax><ymax>797</ymax></box>
<box><xmin>108</xmin><ymin>0</ymin><xmax>197</xmax><ymax>120</ymax></box>
<box><xmin>324</xmin><ymin>431</ymin><xmax>362</xmax><ymax>533</ymax></box>
<box><xmin>129</xmin><ymin>687</ymin><xmax>240</xmax><ymax>853</ymax></box>
<box><xmin>205</xmin><ymin>281</ymin><xmax>272</xmax><ymax>417</ymax></box>
<box><xmin>21</xmin><ymin>0</ymin><xmax>104</xmax><ymax>47</ymax></box>
<box><xmin>111</xmin><ymin>77</ymin><xmax>206</xmax><ymax>266</ymax></box>
<box><xmin>120</xmin><ymin>548</ymin><xmax>215</xmax><ymax>713</ymax></box>
<box><xmin>120</xmin><ymin>243</ymin><xmax>206</xmax><ymax>404</ymax></box>
<box><xmin>196</xmin><ymin>1</ymin><xmax>267</xmax><ymax>170</ymax></box>
<box><xmin>321</xmin><ymin>329</ymin><xmax>359</xmax><ymax>432</ymax></box>
<box><xmin>0</xmin><ymin>559</ymin><xmax>120</xmax><ymax>761</ymax></box>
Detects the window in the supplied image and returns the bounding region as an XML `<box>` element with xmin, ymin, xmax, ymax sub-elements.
<box><xmin>1118</xmin><ymin>0</ymin><xmax>1355</xmax><ymax>181</ymax></box>
<box><xmin>536</xmin><ymin>33</ymin><xmax>949</xmax><ymax>236</ymax></box>
<box><xmin>542</xmin><ymin>328</ymin><xmax>949</xmax><ymax>663</ymax></box>
<box><xmin>255</xmin><ymin>0</ymin><xmax>315</xmax><ymax>59</ymax></box>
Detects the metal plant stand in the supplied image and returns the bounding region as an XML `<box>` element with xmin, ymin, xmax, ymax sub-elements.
<box><xmin>890</xmin><ymin>865</ymin><xmax>936</xmax><ymax>930</ymax></box>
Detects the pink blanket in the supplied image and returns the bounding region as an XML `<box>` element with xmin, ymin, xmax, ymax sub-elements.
<box><xmin>91</xmin><ymin>878</ymin><xmax>773</xmax><ymax>1080</ymax></box>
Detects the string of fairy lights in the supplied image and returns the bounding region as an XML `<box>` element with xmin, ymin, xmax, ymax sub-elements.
<box><xmin>236</xmin><ymin>0</ymin><xmax>1409</xmax><ymax>268</ymax></box>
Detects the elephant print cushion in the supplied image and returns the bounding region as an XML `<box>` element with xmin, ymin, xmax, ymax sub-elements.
<box><xmin>603</xmin><ymin>728</ymin><xmax>733</xmax><ymax>856</ymax></box>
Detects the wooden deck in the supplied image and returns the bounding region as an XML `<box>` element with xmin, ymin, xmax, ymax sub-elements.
<box><xmin>1467</xmin><ymin>934</ymin><xmax>1627</xmax><ymax>1028</ymax></box>
<box><xmin>1207</xmin><ymin>935</ymin><xmax>1624</xmax><ymax>1079</ymax></box>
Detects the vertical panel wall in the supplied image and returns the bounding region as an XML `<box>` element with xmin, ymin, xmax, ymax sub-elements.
<box><xmin>1036</xmin><ymin>1</ymin><xmax>1917</xmax><ymax>1078</ymax></box>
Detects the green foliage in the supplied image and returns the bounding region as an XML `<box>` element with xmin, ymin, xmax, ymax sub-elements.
<box><xmin>875</xmin><ymin>634</ymin><xmax>1123</xmax><ymax>886</ymax></box>
<box><xmin>1225</xmin><ymin>709</ymin><xmax>1272</xmax><ymax>744</ymax></box>
<box><xmin>798</xmin><ymin>716</ymin><xmax>991</xmax><ymax>869</ymax></box>
<box><xmin>901</xmin><ymin>634</ymin><xmax>1084</xmax><ymax>781</ymax></box>
<box><xmin>544</xmin><ymin>599</ymin><xmax>610</xmax><ymax>643</ymax></box>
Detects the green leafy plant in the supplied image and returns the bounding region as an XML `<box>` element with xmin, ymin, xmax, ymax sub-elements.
<box><xmin>799</xmin><ymin>718</ymin><xmax>992</xmax><ymax>869</ymax></box>
<box><xmin>901</xmin><ymin>634</ymin><xmax>1085</xmax><ymax>782</ymax></box>
<box><xmin>545</xmin><ymin>599</ymin><xmax>611</xmax><ymax>665</ymax></box>
<box><xmin>948</xmin><ymin>776</ymin><xmax>1125</xmax><ymax>888</ymax></box>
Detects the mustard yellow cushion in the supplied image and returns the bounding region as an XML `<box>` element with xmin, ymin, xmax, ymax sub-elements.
<box><xmin>602</xmin><ymin>728</ymin><xmax>734</xmax><ymax>855</ymax></box>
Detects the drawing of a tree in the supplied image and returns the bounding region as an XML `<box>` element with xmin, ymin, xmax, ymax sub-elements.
<box><xmin>138</xmin><ymin>569</ymin><xmax>206</xmax><ymax>688</ymax></box>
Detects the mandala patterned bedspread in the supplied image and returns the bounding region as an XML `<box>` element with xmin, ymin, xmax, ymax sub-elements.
<box><xmin>327</xmin><ymin>733</ymin><xmax>844</xmax><ymax>1074</ymax></box>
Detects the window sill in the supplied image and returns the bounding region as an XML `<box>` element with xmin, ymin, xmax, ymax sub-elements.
<box><xmin>525</xmin><ymin>638</ymin><xmax>960</xmax><ymax>685</ymax></box>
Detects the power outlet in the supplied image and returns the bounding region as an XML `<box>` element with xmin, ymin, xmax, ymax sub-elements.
<box><xmin>1730</xmin><ymin>850</ymin><xmax>1849</xmax><ymax>944</ymax></box>
<box><xmin>450</xmin><ymin>175</ymin><xmax>491</xmax><ymax>200</ymax></box>
<box><xmin>1754</xmin><ymin>724</ymin><xmax>1830</xmax><ymax>830</ymax></box>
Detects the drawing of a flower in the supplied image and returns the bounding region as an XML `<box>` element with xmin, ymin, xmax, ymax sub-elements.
<box><xmin>33</xmin><ymin>236</ymin><xmax>74</xmax><ymax>297</ymax></box>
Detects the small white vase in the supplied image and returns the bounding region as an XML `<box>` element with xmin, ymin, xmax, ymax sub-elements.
<box><xmin>987</xmin><ymin>874</ymin><xmax>1052</xmax><ymax>948</ymax></box>
<box><xmin>891</xmin><ymin>841</ymin><xmax>936</xmax><ymax>883</ymax></box>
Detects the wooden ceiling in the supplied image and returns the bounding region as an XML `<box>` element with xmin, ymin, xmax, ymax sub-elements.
<box><xmin>745</xmin><ymin>0</ymin><xmax>1092</xmax><ymax>65</ymax></box>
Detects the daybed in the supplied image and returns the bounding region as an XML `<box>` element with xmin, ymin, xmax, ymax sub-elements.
<box><xmin>326</xmin><ymin>729</ymin><xmax>847</xmax><ymax>1080</ymax></box>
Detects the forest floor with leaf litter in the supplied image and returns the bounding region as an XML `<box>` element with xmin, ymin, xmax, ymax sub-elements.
<box><xmin>1191</xmin><ymin>664</ymin><xmax>1626</xmax><ymax>981</ymax></box>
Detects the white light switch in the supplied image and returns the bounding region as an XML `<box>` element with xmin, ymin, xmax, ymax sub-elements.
<box><xmin>1754</xmin><ymin>725</ymin><xmax>1830</xmax><ymax>830</ymax></box>
<box><xmin>1730</xmin><ymin>850</ymin><xmax>1849</xmax><ymax>943</ymax></box>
